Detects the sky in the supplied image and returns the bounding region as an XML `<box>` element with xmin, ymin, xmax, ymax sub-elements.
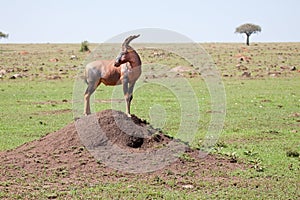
<box><xmin>1</xmin><ymin>0</ymin><xmax>299</xmax><ymax>43</ymax></box>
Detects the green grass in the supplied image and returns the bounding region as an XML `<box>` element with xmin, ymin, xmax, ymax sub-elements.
<box><xmin>0</xmin><ymin>43</ymin><xmax>299</xmax><ymax>199</ymax></box>
<box><xmin>1</xmin><ymin>77</ymin><xmax>299</xmax><ymax>199</ymax></box>
<box><xmin>0</xmin><ymin>79</ymin><xmax>73</xmax><ymax>150</ymax></box>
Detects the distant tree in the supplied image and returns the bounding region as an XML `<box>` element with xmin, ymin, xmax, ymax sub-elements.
<box><xmin>80</xmin><ymin>40</ymin><xmax>90</xmax><ymax>52</ymax></box>
<box><xmin>0</xmin><ymin>31</ymin><xmax>9</xmax><ymax>40</ymax></box>
<box><xmin>235</xmin><ymin>23</ymin><xmax>261</xmax><ymax>46</ymax></box>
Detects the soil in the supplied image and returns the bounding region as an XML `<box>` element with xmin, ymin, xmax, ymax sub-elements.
<box><xmin>96</xmin><ymin>109</ymin><xmax>173</xmax><ymax>149</ymax></box>
<box><xmin>0</xmin><ymin>109</ymin><xmax>247</xmax><ymax>197</ymax></box>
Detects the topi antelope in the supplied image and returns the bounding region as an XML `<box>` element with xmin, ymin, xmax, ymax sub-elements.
<box><xmin>84</xmin><ymin>35</ymin><xmax>142</xmax><ymax>116</ymax></box>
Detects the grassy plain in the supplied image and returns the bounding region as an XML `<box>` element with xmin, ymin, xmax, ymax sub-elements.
<box><xmin>0</xmin><ymin>42</ymin><xmax>299</xmax><ymax>199</ymax></box>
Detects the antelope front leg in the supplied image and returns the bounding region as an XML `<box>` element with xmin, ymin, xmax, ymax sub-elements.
<box><xmin>126</xmin><ymin>81</ymin><xmax>136</xmax><ymax>117</ymax></box>
<box><xmin>123</xmin><ymin>79</ymin><xmax>131</xmax><ymax>117</ymax></box>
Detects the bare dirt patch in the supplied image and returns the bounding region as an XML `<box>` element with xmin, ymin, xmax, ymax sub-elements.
<box><xmin>37</xmin><ymin>108</ymin><xmax>72</xmax><ymax>115</ymax></box>
<box><xmin>96</xmin><ymin>109</ymin><xmax>173</xmax><ymax>149</ymax></box>
<box><xmin>0</xmin><ymin>109</ymin><xmax>247</xmax><ymax>197</ymax></box>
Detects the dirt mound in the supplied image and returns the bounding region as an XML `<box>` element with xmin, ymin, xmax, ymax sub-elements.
<box><xmin>0</xmin><ymin>109</ymin><xmax>247</xmax><ymax>198</ymax></box>
<box><xmin>95</xmin><ymin>109</ymin><xmax>173</xmax><ymax>149</ymax></box>
<box><xmin>0</xmin><ymin>109</ymin><xmax>182</xmax><ymax>177</ymax></box>
<box><xmin>74</xmin><ymin>109</ymin><xmax>188</xmax><ymax>173</ymax></box>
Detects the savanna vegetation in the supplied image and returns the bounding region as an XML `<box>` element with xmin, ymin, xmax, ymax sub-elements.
<box><xmin>0</xmin><ymin>42</ymin><xmax>299</xmax><ymax>199</ymax></box>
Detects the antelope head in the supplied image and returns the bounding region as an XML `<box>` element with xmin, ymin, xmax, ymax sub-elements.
<box><xmin>114</xmin><ymin>34</ymin><xmax>140</xmax><ymax>67</ymax></box>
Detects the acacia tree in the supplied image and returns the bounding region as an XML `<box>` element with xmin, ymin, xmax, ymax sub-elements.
<box><xmin>235</xmin><ymin>23</ymin><xmax>261</xmax><ymax>46</ymax></box>
<box><xmin>0</xmin><ymin>31</ymin><xmax>9</xmax><ymax>40</ymax></box>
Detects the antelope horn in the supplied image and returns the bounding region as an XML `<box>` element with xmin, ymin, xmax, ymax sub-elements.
<box><xmin>122</xmin><ymin>34</ymin><xmax>140</xmax><ymax>50</ymax></box>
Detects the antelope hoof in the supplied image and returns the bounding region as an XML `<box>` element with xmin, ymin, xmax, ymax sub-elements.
<box><xmin>127</xmin><ymin>113</ymin><xmax>131</xmax><ymax>118</ymax></box>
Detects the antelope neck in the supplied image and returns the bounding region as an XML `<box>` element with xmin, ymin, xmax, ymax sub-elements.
<box><xmin>128</xmin><ymin>53</ymin><xmax>141</xmax><ymax>68</ymax></box>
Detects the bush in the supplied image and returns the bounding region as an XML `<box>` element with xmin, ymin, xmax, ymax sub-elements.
<box><xmin>286</xmin><ymin>150</ymin><xmax>299</xmax><ymax>158</ymax></box>
<box><xmin>80</xmin><ymin>40</ymin><xmax>89</xmax><ymax>52</ymax></box>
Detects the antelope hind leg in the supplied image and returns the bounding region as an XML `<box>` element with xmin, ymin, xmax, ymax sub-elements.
<box><xmin>84</xmin><ymin>81</ymin><xmax>98</xmax><ymax>115</ymax></box>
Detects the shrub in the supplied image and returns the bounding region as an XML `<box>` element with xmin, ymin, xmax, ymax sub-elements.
<box><xmin>286</xmin><ymin>150</ymin><xmax>299</xmax><ymax>158</ymax></box>
<box><xmin>80</xmin><ymin>40</ymin><xmax>89</xmax><ymax>52</ymax></box>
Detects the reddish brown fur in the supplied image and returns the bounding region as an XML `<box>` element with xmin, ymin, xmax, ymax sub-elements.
<box><xmin>84</xmin><ymin>35</ymin><xmax>141</xmax><ymax>116</ymax></box>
